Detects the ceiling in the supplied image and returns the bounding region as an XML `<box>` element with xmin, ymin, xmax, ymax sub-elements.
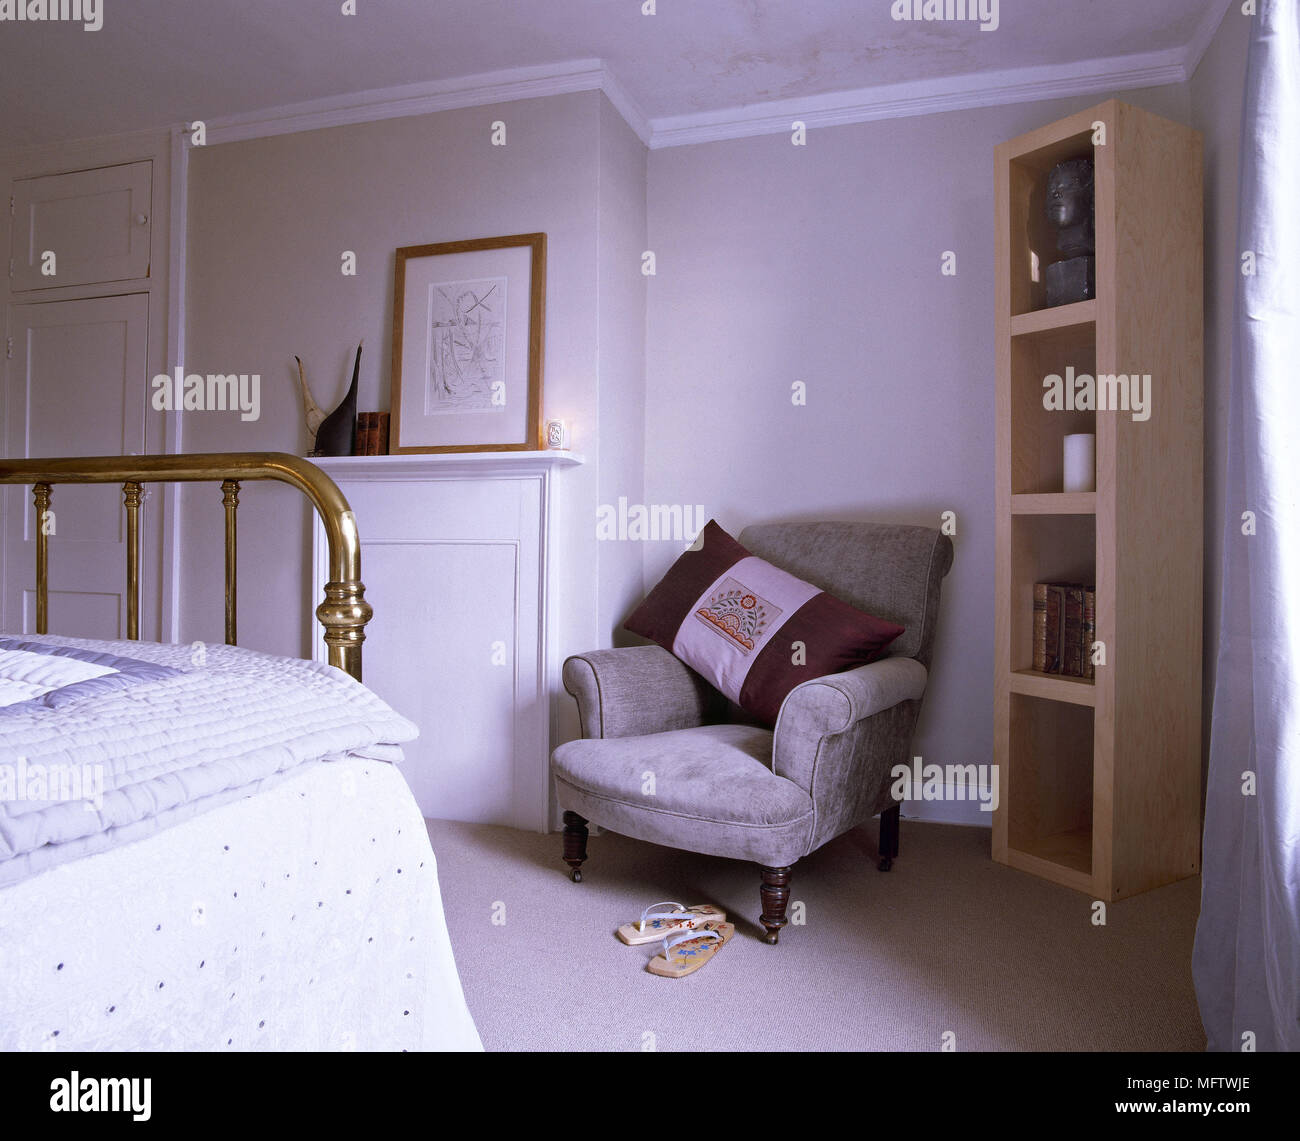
<box><xmin>0</xmin><ymin>0</ymin><xmax>1228</xmax><ymax>151</ymax></box>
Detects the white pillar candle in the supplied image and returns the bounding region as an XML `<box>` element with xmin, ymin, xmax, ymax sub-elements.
<box><xmin>545</xmin><ymin>419</ymin><xmax>569</xmax><ymax>449</ymax></box>
<box><xmin>1063</xmin><ymin>432</ymin><xmax>1096</xmax><ymax>493</ymax></box>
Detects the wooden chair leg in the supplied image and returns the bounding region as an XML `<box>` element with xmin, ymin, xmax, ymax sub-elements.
<box><xmin>878</xmin><ymin>804</ymin><xmax>900</xmax><ymax>872</ymax></box>
<box><xmin>759</xmin><ymin>865</ymin><xmax>792</xmax><ymax>944</ymax></box>
<box><xmin>562</xmin><ymin>811</ymin><xmax>588</xmax><ymax>882</ymax></box>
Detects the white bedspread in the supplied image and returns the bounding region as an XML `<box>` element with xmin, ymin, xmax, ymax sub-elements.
<box><xmin>0</xmin><ymin>636</ymin><xmax>418</xmax><ymax>886</ymax></box>
<box><xmin>0</xmin><ymin>756</ymin><xmax>483</xmax><ymax>1052</ymax></box>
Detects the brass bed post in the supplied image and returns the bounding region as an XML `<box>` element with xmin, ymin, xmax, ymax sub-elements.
<box><xmin>122</xmin><ymin>482</ymin><xmax>142</xmax><ymax>640</ymax></box>
<box><xmin>221</xmin><ymin>480</ymin><xmax>239</xmax><ymax>645</ymax></box>
<box><xmin>0</xmin><ymin>454</ymin><xmax>371</xmax><ymax>681</ymax></box>
<box><xmin>33</xmin><ymin>482</ymin><xmax>51</xmax><ymax>636</ymax></box>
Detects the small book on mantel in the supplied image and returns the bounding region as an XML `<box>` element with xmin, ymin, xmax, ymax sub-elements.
<box><xmin>1033</xmin><ymin>581</ymin><xmax>1096</xmax><ymax>679</ymax></box>
<box><xmin>354</xmin><ymin>412</ymin><xmax>391</xmax><ymax>456</ymax></box>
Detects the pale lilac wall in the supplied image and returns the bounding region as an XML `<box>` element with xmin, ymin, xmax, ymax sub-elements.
<box><xmin>643</xmin><ymin>83</ymin><xmax>1197</xmax><ymax>825</ymax></box>
<box><xmin>595</xmin><ymin>96</ymin><xmax>649</xmax><ymax>650</ymax></box>
<box><xmin>183</xmin><ymin>92</ymin><xmax>611</xmax><ymax>671</ymax></box>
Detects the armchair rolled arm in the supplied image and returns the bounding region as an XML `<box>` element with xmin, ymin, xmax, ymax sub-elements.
<box><xmin>563</xmin><ymin>645</ymin><xmax>727</xmax><ymax>739</ymax></box>
<box><xmin>772</xmin><ymin>656</ymin><xmax>928</xmax><ymax>791</ymax></box>
<box><xmin>777</xmin><ymin>656</ymin><xmax>927</xmax><ymax>736</ymax></box>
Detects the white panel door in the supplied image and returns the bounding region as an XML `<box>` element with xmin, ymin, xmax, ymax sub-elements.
<box><xmin>10</xmin><ymin>161</ymin><xmax>152</xmax><ymax>292</ymax></box>
<box><xmin>3</xmin><ymin>293</ymin><xmax>154</xmax><ymax>640</ymax></box>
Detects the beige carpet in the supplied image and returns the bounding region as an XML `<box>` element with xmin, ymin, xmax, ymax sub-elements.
<box><xmin>425</xmin><ymin>817</ymin><xmax>1206</xmax><ymax>1052</ymax></box>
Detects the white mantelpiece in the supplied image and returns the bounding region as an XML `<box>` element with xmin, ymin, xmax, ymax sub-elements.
<box><xmin>310</xmin><ymin>450</ymin><xmax>583</xmax><ymax>481</ymax></box>
<box><xmin>310</xmin><ymin>451</ymin><xmax>583</xmax><ymax>831</ymax></box>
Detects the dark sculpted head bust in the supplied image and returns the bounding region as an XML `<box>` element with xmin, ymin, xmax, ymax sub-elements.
<box><xmin>1045</xmin><ymin>157</ymin><xmax>1095</xmax><ymax>258</ymax></box>
<box><xmin>1042</xmin><ymin>156</ymin><xmax>1096</xmax><ymax>306</ymax></box>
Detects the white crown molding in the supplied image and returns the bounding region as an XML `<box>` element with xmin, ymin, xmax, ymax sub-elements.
<box><xmin>597</xmin><ymin>68</ymin><xmax>652</xmax><ymax>147</ymax></box>
<box><xmin>199</xmin><ymin>59</ymin><xmax>630</xmax><ymax>147</ymax></box>
<box><xmin>645</xmin><ymin>45</ymin><xmax>1193</xmax><ymax>149</ymax></box>
<box><xmin>185</xmin><ymin>35</ymin><xmax>1211</xmax><ymax>156</ymax></box>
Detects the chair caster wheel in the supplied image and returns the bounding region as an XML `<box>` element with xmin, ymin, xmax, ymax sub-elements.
<box><xmin>878</xmin><ymin>857</ymin><xmax>893</xmax><ymax>872</ymax></box>
<box><xmin>762</xmin><ymin>930</ymin><xmax>780</xmax><ymax>945</ymax></box>
<box><xmin>570</xmin><ymin>868</ymin><xmax>583</xmax><ymax>883</ymax></box>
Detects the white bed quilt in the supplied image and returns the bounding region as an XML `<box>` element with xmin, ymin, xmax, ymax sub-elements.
<box><xmin>0</xmin><ymin>636</ymin><xmax>418</xmax><ymax>887</ymax></box>
<box><xmin>0</xmin><ymin>757</ymin><xmax>483</xmax><ymax>1051</ymax></box>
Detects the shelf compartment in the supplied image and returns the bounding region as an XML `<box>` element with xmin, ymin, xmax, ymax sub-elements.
<box><xmin>1009</xmin><ymin>514</ymin><xmax>1095</xmax><ymax>677</ymax></box>
<box><xmin>1004</xmin><ymin>126</ymin><xmax>1098</xmax><ymax>318</ymax></box>
<box><xmin>1006</xmin><ymin>693</ymin><xmax>1094</xmax><ymax>883</ymax></box>
<box><xmin>1011</xmin><ymin>492</ymin><xmax>1096</xmax><ymax>515</ymax></box>
<box><xmin>1010</xmin><ymin>320</ymin><xmax>1096</xmax><ymax>495</ymax></box>
<box><xmin>1005</xmin><ymin>830</ymin><xmax>1094</xmax><ymax>893</ymax></box>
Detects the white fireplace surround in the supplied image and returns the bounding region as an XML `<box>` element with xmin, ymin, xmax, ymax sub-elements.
<box><xmin>310</xmin><ymin>451</ymin><xmax>582</xmax><ymax>831</ymax></box>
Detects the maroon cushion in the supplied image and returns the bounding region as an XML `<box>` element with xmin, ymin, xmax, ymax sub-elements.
<box><xmin>625</xmin><ymin>520</ymin><xmax>905</xmax><ymax>727</ymax></box>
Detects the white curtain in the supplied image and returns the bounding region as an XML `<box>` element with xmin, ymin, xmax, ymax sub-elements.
<box><xmin>1193</xmin><ymin>0</ymin><xmax>1300</xmax><ymax>1052</ymax></box>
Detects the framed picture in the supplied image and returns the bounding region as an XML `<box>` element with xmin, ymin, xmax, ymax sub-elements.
<box><xmin>390</xmin><ymin>233</ymin><xmax>545</xmax><ymax>453</ymax></box>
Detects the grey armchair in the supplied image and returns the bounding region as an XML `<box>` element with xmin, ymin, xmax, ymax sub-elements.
<box><xmin>550</xmin><ymin>521</ymin><xmax>953</xmax><ymax>943</ymax></box>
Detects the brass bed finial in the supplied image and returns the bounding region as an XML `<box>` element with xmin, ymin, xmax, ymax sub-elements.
<box><xmin>0</xmin><ymin>453</ymin><xmax>372</xmax><ymax>682</ymax></box>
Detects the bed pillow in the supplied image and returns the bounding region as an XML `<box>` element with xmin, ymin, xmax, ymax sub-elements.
<box><xmin>624</xmin><ymin>520</ymin><xmax>906</xmax><ymax>727</ymax></box>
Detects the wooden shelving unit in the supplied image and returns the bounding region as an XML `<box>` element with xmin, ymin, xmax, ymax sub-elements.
<box><xmin>993</xmin><ymin>101</ymin><xmax>1204</xmax><ymax>900</ymax></box>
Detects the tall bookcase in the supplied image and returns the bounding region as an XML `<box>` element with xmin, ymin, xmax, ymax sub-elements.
<box><xmin>993</xmin><ymin>101</ymin><xmax>1204</xmax><ymax>900</ymax></box>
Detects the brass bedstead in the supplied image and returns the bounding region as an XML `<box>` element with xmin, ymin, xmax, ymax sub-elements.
<box><xmin>0</xmin><ymin>452</ymin><xmax>372</xmax><ymax>681</ymax></box>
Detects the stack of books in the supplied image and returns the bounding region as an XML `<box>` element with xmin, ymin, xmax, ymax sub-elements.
<box><xmin>355</xmin><ymin>412</ymin><xmax>390</xmax><ymax>456</ymax></box>
<box><xmin>1032</xmin><ymin>581</ymin><xmax>1096</xmax><ymax>680</ymax></box>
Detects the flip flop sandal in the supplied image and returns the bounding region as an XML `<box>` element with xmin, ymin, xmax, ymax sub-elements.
<box><xmin>616</xmin><ymin>901</ymin><xmax>727</xmax><ymax>946</ymax></box>
<box><xmin>646</xmin><ymin>922</ymin><xmax>735</xmax><ymax>978</ymax></box>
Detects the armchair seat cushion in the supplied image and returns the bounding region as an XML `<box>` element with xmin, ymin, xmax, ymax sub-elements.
<box><xmin>552</xmin><ymin>724</ymin><xmax>815</xmax><ymax>866</ymax></box>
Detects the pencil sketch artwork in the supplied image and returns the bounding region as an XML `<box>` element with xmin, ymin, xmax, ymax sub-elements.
<box><xmin>425</xmin><ymin>277</ymin><xmax>507</xmax><ymax>414</ymax></box>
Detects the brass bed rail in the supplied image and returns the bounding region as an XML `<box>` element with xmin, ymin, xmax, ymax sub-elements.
<box><xmin>0</xmin><ymin>452</ymin><xmax>372</xmax><ymax>682</ymax></box>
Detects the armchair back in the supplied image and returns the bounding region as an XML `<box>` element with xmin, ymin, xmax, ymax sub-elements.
<box><xmin>738</xmin><ymin>522</ymin><xmax>954</xmax><ymax>669</ymax></box>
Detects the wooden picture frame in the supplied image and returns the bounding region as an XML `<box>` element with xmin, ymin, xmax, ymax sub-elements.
<box><xmin>390</xmin><ymin>233</ymin><xmax>545</xmax><ymax>453</ymax></box>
